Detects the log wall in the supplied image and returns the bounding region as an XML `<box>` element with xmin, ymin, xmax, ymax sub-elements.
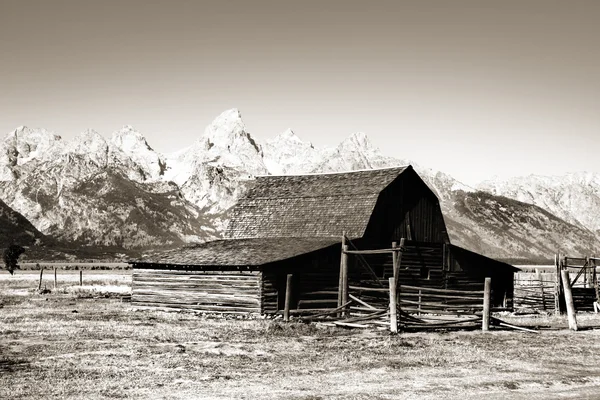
<box><xmin>132</xmin><ymin>268</ymin><xmax>261</xmax><ymax>314</ymax></box>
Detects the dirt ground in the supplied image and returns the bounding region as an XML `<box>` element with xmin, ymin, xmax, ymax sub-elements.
<box><xmin>1</xmin><ymin>272</ymin><xmax>600</xmax><ymax>399</ymax></box>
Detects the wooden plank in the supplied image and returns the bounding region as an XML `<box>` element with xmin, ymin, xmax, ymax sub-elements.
<box><xmin>341</xmin><ymin>244</ymin><xmax>349</xmax><ymax>317</ymax></box>
<box><xmin>561</xmin><ymin>269</ymin><xmax>578</xmax><ymax>331</ymax></box>
<box><xmin>482</xmin><ymin>277</ymin><xmax>491</xmax><ymax>332</ymax></box>
<box><xmin>400</xmin><ymin>285</ymin><xmax>484</xmax><ymax>295</ymax></box>
<box><xmin>284</xmin><ymin>274</ymin><xmax>292</xmax><ymax>322</ymax></box>
<box><xmin>389</xmin><ymin>277</ymin><xmax>398</xmax><ymax>333</ymax></box>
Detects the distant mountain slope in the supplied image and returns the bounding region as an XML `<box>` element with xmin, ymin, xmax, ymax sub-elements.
<box><xmin>1</xmin><ymin>108</ymin><xmax>598</xmax><ymax>260</ymax></box>
<box><xmin>0</xmin><ymin>127</ymin><xmax>215</xmax><ymax>249</ymax></box>
<box><xmin>479</xmin><ymin>173</ymin><xmax>600</xmax><ymax>234</ymax></box>
<box><xmin>0</xmin><ymin>197</ymin><xmax>43</xmax><ymax>247</ymax></box>
<box><xmin>444</xmin><ymin>191</ymin><xmax>598</xmax><ymax>259</ymax></box>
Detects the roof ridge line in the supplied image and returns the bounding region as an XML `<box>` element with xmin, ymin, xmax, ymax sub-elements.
<box><xmin>255</xmin><ymin>165</ymin><xmax>410</xmax><ymax>178</ymax></box>
<box><xmin>240</xmin><ymin>193</ymin><xmax>379</xmax><ymax>201</ymax></box>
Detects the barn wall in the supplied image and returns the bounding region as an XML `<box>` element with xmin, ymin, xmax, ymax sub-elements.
<box><xmin>448</xmin><ymin>246</ymin><xmax>515</xmax><ymax>308</ymax></box>
<box><xmin>363</xmin><ymin>169</ymin><xmax>448</xmax><ymax>245</ymax></box>
<box><xmin>346</xmin><ymin>241</ymin><xmax>515</xmax><ymax>309</ymax></box>
<box><xmin>132</xmin><ymin>266</ymin><xmax>261</xmax><ymax>314</ymax></box>
<box><xmin>261</xmin><ymin>245</ymin><xmax>341</xmax><ymax>314</ymax></box>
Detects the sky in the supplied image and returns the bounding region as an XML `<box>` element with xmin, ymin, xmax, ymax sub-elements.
<box><xmin>1</xmin><ymin>0</ymin><xmax>599</xmax><ymax>185</ymax></box>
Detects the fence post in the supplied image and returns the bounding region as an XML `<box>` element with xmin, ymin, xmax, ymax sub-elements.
<box><xmin>284</xmin><ymin>274</ymin><xmax>293</xmax><ymax>322</ymax></box>
<box><xmin>392</xmin><ymin>241</ymin><xmax>398</xmax><ymax>282</ymax></box>
<box><xmin>482</xmin><ymin>277</ymin><xmax>491</xmax><ymax>332</ymax></box>
<box><xmin>337</xmin><ymin>233</ymin><xmax>346</xmax><ymax>315</ymax></box>
<box><xmin>80</xmin><ymin>270</ymin><xmax>83</xmax><ymax>286</ymax></box>
<box><xmin>38</xmin><ymin>267</ymin><xmax>44</xmax><ymax>291</ymax></box>
<box><xmin>537</xmin><ymin>269</ymin><xmax>546</xmax><ymax>311</ymax></box>
<box><xmin>561</xmin><ymin>270</ymin><xmax>578</xmax><ymax>331</ymax></box>
<box><xmin>341</xmin><ymin>245</ymin><xmax>349</xmax><ymax>317</ymax></box>
<box><xmin>554</xmin><ymin>253</ymin><xmax>560</xmax><ymax>315</ymax></box>
<box><xmin>389</xmin><ymin>277</ymin><xmax>398</xmax><ymax>333</ymax></box>
<box><xmin>54</xmin><ymin>267</ymin><xmax>57</xmax><ymax>290</ymax></box>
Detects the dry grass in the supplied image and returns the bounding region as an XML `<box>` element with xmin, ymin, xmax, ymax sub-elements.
<box><xmin>2</xmin><ymin>273</ymin><xmax>600</xmax><ymax>399</ymax></box>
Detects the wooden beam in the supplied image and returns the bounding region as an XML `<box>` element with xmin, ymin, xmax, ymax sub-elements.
<box><xmin>349</xmin><ymin>294</ymin><xmax>377</xmax><ymax>310</ymax></box>
<box><xmin>561</xmin><ymin>269</ymin><xmax>578</xmax><ymax>331</ymax></box>
<box><xmin>389</xmin><ymin>277</ymin><xmax>398</xmax><ymax>333</ymax></box>
<box><xmin>554</xmin><ymin>253</ymin><xmax>560</xmax><ymax>315</ymax></box>
<box><xmin>341</xmin><ymin>245</ymin><xmax>349</xmax><ymax>317</ymax></box>
<box><xmin>345</xmin><ymin>237</ymin><xmax>384</xmax><ymax>287</ymax></box>
<box><xmin>482</xmin><ymin>277</ymin><xmax>491</xmax><ymax>332</ymax></box>
<box><xmin>394</xmin><ymin>238</ymin><xmax>405</xmax><ymax>288</ymax></box>
<box><xmin>38</xmin><ymin>267</ymin><xmax>44</xmax><ymax>291</ymax></box>
<box><xmin>337</xmin><ymin>233</ymin><xmax>346</xmax><ymax>309</ymax></box>
<box><xmin>392</xmin><ymin>241</ymin><xmax>398</xmax><ymax>282</ymax></box>
<box><xmin>284</xmin><ymin>274</ymin><xmax>293</xmax><ymax>322</ymax></box>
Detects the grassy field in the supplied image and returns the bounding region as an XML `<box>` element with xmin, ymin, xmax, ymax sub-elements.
<box><xmin>2</xmin><ymin>271</ymin><xmax>600</xmax><ymax>399</ymax></box>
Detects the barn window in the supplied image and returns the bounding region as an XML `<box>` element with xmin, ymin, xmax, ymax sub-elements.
<box><xmin>420</xmin><ymin>266</ymin><xmax>430</xmax><ymax>280</ymax></box>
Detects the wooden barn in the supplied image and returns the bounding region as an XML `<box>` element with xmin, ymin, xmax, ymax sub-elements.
<box><xmin>131</xmin><ymin>166</ymin><xmax>517</xmax><ymax>314</ymax></box>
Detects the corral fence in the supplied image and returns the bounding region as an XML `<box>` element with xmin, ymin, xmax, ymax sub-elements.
<box><xmin>295</xmin><ymin>235</ymin><xmax>508</xmax><ymax>332</ymax></box>
<box><xmin>513</xmin><ymin>255</ymin><xmax>600</xmax><ymax>315</ymax></box>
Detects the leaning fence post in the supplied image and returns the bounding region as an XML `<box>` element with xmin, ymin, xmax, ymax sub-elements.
<box><xmin>482</xmin><ymin>277</ymin><xmax>491</xmax><ymax>332</ymax></box>
<box><xmin>54</xmin><ymin>267</ymin><xmax>57</xmax><ymax>290</ymax></box>
<box><xmin>561</xmin><ymin>269</ymin><xmax>578</xmax><ymax>331</ymax></box>
<box><xmin>284</xmin><ymin>274</ymin><xmax>293</xmax><ymax>322</ymax></box>
<box><xmin>38</xmin><ymin>266</ymin><xmax>44</xmax><ymax>291</ymax></box>
<box><xmin>337</xmin><ymin>233</ymin><xmax>346</xmax><ymax>316</ymax></box>
<box><xmin>389</xmin><ymin>277</ymin><xmax>398</xmax><ymax>333</ymax></box>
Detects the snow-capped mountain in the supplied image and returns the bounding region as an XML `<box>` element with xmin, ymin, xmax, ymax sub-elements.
<box><xmin>0</xmin><ymin>126</ymin><xmax>215</xmax><ymax>249</ymax></box>
<box><xmin>1</xmin><ymin>108</ymin><xmax>598</xmax><ymax>260</ymax></box>
<box><xmin>478</xmin><ymin>173</ymin><xmax>600</xmax><ymax>234</ymax></box>
<box><xmin>263</xmin><ymin>128</ymin><xmax>321</xmax><ymax>175</ymax></box>
<box><xmin>163</xmin><ymin>109</ymin><xmax>266</xmax><ymax>219</ymax></box>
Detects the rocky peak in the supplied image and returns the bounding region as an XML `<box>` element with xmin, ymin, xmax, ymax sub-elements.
<box><xmin>201</xmin><ymin>108</ymin><xmax>261</xmax><ymax>155</ymax></box>
<box><xmin>3</xmin><ymin>126</ymin><xmax>62</xmax><ymax>165</ymax></box>
<box><xmin>279</xmin><ymin>128</ymin><xmax>306</xmax><ymax>144</ymax></box>
<box><xmin>263</xmin><ymin>128</ymin><xmax>318</xmax><ymax>175</ymax></box>
<box><xmin>343</xmin><ymin>131</ymin><xmax>373</xmax><ymax>150</ymax></box>
<box><xmin>111</xmin><ymin>125</ymin><xmax>154</xmax><ymax>152</ymax></box>
<box><xmin>67</xmin><ymin>129</ymin><xmax>108</xmax><ymax>154</ymax></box>
<box><xmin>111</xmin><ymin>125</ymin><xmax>165</xmax><ymax>181</ymax></box>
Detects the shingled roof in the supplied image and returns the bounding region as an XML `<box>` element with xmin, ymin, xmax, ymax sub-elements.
<box><xmin>133</xmin><ymin>238</ymin><xmax>340</xmax><ymax>266</ymax></box>
<box><xmin>226</xmin><ymin>166</ymin><xmax>410</xmax><ymax>239</ymax></box>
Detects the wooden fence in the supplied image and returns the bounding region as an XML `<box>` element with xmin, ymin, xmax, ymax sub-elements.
<box><xmin>513</xmin><ymin>255</ymin><xmax>600</xmax><ymax>314</ymax></box>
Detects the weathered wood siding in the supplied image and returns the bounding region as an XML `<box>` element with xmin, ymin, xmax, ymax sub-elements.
<box><xmin>347</xmin><ymin>241</ymin><xmax>515</xmax><ymax>310</ymax></box>
<box><xmin>447</xmin><ymin>245</ymin><xmax>515</xmax><ymax>308</ymax></box>
<box><xmin>348</xmin><ymin>241</ymin><xmax>446</xmax><ymax>309</ymax></box>
<box><xmin>363</xmin><ymin>169</ymin><xmax>448</xmax><ymax>244</ymax></box>
<box><xmin>132</xmin><ymin>267</ymin><xmax>261</xmax><ymax>314</ymax></box>
<box><xmin>261</xmin><ymin>245</ymin><xmax>340</xmax><ymax>314</ymax></box>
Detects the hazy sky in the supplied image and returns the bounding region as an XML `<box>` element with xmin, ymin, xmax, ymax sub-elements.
<box><xmin>1</xmin><ymin>0</ymin><xmax>599</xmax><ymax>185</ymax></box>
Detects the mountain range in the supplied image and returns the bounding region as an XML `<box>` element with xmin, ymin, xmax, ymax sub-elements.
<box><xmin>1</xmin><ymin>109</ymin><xmax>598</xmax><ymax>261</ymax></box>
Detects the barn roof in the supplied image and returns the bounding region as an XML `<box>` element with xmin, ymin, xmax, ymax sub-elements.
<box><xmin>226</xmin><ymin>166</ymin><xmax>410</xmax><ymax>240</ymax></box>
<box><xmin>449</xmin><ymin>244</ymin><xmax>520</xmax><ymax>272</ymax></box>
<box><xmin>132</xmin><ymin>238</ymin><xmax>340</xmax><ymax>267</ymax></box>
